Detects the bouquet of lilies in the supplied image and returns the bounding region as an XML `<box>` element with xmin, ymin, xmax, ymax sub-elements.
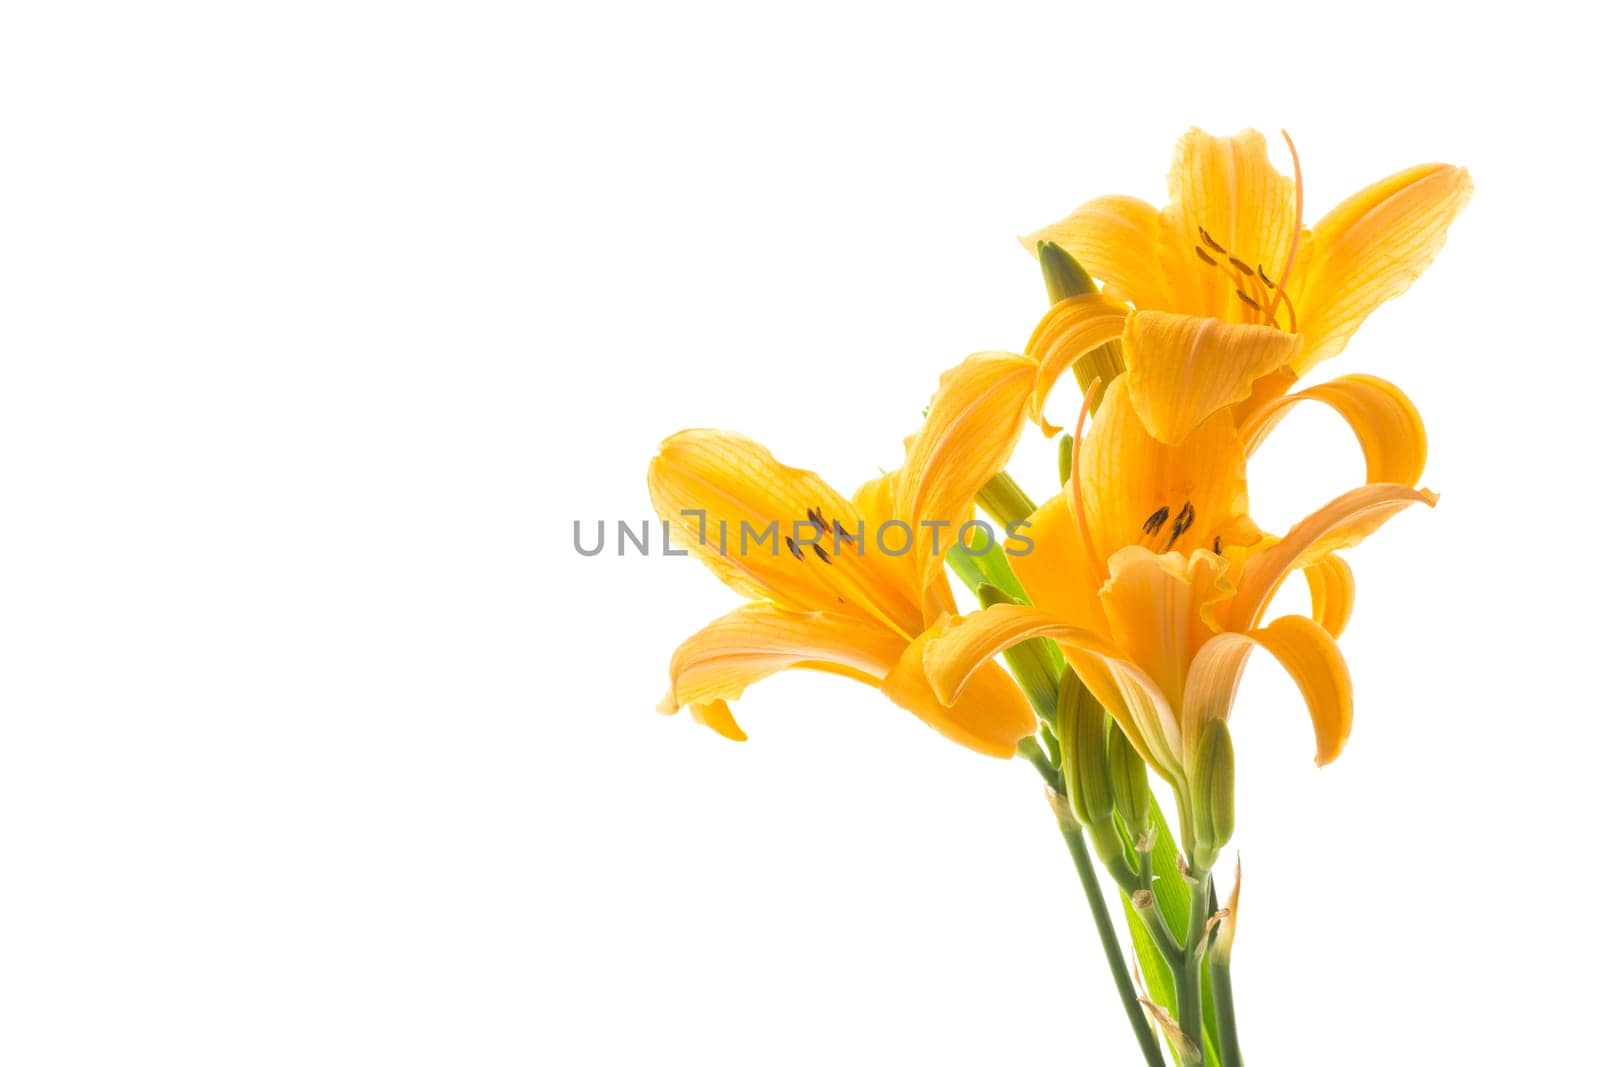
<box><xmin>646</xmin><ymin>128</ymin><xmax>1470</xmax><ymax>1065</ymax></box>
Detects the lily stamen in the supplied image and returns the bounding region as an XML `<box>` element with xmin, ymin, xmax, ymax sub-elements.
<box><xmin>1193</xmin><ymin>226</ymin><xmax>1271</xmax><ymax>323</ymax></box>
<box><xmin>1164</xmin><ymin>501</ymin><xmax>1196</xmax><ymax>552</ymax></box>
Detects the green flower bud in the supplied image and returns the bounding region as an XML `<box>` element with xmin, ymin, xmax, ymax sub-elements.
<box><xmin>1038</xmin><ymin>240</ymin><xmax>1096</xmax><ymax>301</ymax></box>
<box><xmin>1058</xmin><ymin>671</ymin><xmax>1113</xmax><ymax>828</ymax></box>
<box><xmin>1036</xmin><ymin>241</ymin><xmax>1124</xmax><ymax>403</ymax></box>
<box><xmin>1190</xmin><ymin>719</ymin><xmax>1236</xmax><ymax>871</ymax></box>
<box><xmin>1106</xmin><ymin>723</ymin><xmax>1151</xmax><ymax>838</ymax></box>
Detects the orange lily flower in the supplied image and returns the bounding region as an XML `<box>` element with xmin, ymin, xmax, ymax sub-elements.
<box><xmin>648</xmin><ymin>352</ymin><xmax>1040</xmax><ymax>757</ymax></box>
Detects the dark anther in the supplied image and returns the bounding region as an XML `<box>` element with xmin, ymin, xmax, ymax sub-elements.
<box><xmin>1235</xmin><ymin>288</ymin><xmax>1263</xmax><ymax>311</ymax></box>
<box><xmin>806</xmin><ymin>506</ymin><xmax>830</xmax><ymax>533</ymax></box>
<box><xmin>1194</xmin><ymin>245</ymin><xmax>1218</xmax><ymax>267</ymax></box>
<box><xmin>1165</xmin><ymin>502</ymin><xmax>1195</xmax><ymax>551</ymax></box>
<box><xmin>833</xmin><ymin>520</ymin><xmax>856</xmax><ymax>545</ymax></box>
<box><xmin>1142</xmin><ymin>506</ymin><xmax>1170</xmax><ymax>535</ymax></box>
<box><xmin>1213</xmin><ymin>536</ymin><xmax>1222</xmax><ymax>555</ymax></box>
<box><xmin>785</xmin><ymin>536</ymin><xmax>806</xmax><ymax>561</ymax></box>
<box><xmin>1199</xmin><ymin>226</ymin><xmax>1227</xmax><ymax>253</ymax></box>
<box><xmin>1228</xmin><ymin>256</ymin><xmax>1254</xmax><ymax>276</ymax></box>
<box><xmin>1256</xmin><ymin>263</ymin><xmax>1277</xmax><ymax>288</ymax></box>
<box><xmin>813</xmin><ymin>544</ymin><xmax>833</xmax><ymax>564</ymax></box>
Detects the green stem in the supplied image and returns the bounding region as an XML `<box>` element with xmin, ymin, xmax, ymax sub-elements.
<box><xmin>1136</xmin><ymin>842</ymin><xmax>1183</xmax><ymax>966</ymax></box>
<box><xmin>1210</xmin><ymin>957</ymin><xmax>1243</xmax><ymax>1067</ymax></box>
<box><xmin>1056</xmin><ymin>819</ymin><xmax>1167</xmax><ymax>1067</ymax></box>
<box><xmin>1175</xmin><ymin>872</ymin><xmax>1213</xmax><ymax>1065</ymax></box>
<box><xmin>975</xmin><ymin>470</ymin><xmax>1036</xmax><ymax>529</ymax></box>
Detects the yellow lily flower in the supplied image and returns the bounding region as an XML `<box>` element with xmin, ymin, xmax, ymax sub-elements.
<box><xmin>1025</xmin><ymin>127</ymin><xmax>1472</xmax><ymax>379</ymax></box>
<box><xmin>648</xmin><ymin>351</ymin><xmax>1040</xmax><ymax>757</ymax></box>
<box><xmin>917</xmin><ymin>375</ymin><xmax>1435</xmax><ymax>786</ymax></box>
<box><xmin>1019</xmin><ymin>128</ymin><xmax>1465</xmax><ymax>496</ymax></box>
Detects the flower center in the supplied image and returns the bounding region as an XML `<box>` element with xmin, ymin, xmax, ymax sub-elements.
<box><xmin>1192</xmin><ymin>227</ymin><xmax>1299</xmax><ymax>332</ymax></box>
<box><xmin>1140</xmin><ymin>501</ymin><xmax>1195</xmax><ymax>552</ymax></box>
<box><xmin>1140</xmin><ymin>502</ymin><xmax>1226</xmax><ymax>556</ymax></box>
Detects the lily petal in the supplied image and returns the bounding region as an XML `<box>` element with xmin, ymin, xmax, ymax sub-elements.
<box><xmin>1182</xmin><ymin>615</ymin><xmax>1353</xmax><ymax>770</ymax></box>
<box><xmin>1229</xmin><ymin>484</ymin><xmax>1438</xmax><ymax>630</ymax></box>
<box><xmin>1080</xmin><ymin>377</ymin><xmax>1257</xmax><ymax>557</ymax></box>
<box><xmin>898</xmin><ymin>351</ymin><xmax>1038</xmax><ymax>625</ymax></box>
<box><xmin>661</xmin><ymin>602</ymin><xmax>907</xmax><ymax>735</ymax></box>
<box><xmin>1239</xmin><ymin>373</ymin><xmax>1428</xmax><ymax>487</ymax></box>
<box><xmin>1253</xmin><ymin>615</ymin><xmax>1354</xmax><ymax>766</ymax></box>
<box><xmin>687</xmin><ymin>700</ymin><xmax>748</xmax><ymax>743</ymax></box>
<box><xmin>1098</xmin><ymin>548</ymin><xmax>1204</xmax><ymax>713</ymax></box>
<box><xmin>1009</xmin><ymin>491</ymin><xmax>1105</xmax><ymax>632</ymax></box>
<box><xmin>1297</xmin><ymin>163</ymin><xmax>1473</xmax><ymax>373</ymax></box>
<box><xmin>883</xmin><ymin>629</ymin><xmax>1038</xmax><ymax>758</ymax></box>
<box><xmin>1303</xmin><ymin>552</ymin><xmax>1355</xmax><ymax>639</ymax></box>
<box><xmin>919</xmin><ymin>604</ymin><xmax>1183</xmax><ymax>780</ymax></box>
<box><xmin>1022</xmin><ymin>294</ymin><xmax>1129</xmax><ymax>435</ymax></box>
<box><xmin>1122</xmin><ymin>310</ymin><xmax>1303</xmax><ymax>445</ymax></box>
<box><xmin>1024</xmin><ymin>195</ymin><xmax>1172</xmax><ymax>308</ymax></box>
<box><xmin>1164</xmin><ymin>129</ymin><xmax>1300</xmax><ymax>320</ymax></box>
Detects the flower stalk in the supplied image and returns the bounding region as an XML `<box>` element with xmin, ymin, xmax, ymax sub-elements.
<box><xmin>1047</xmin><ymin>791</ymin><xmax>1168</xmax><ymax>1067</ymax></box>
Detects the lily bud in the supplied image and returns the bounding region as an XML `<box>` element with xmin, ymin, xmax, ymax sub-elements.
<box><xmin>1038</xmin><ymin>240</ymin><xmax>1096</xmax><ymax>301</ymax></box>
<box><xmin>1107</xmin><ymin>723</ymin><xmax>1151</xmax><ymax>838</ymax></box>
<box><xmin>1058</xmin><ymin>670</ymin><xmax>1114</xmax><ymax>828</ymax></box>
<box><xmin>977</xmin><ymin>583</ymin><xmax>1059</xmax><ymax>718</ymax></box>
<box><xmin>1037</xmin><ymin>241</ymin><xmax>1124</xmax><ymax>402</ymax></box>
<box><xmin>1190</xmin><ymin>719</ymin><xmax>1236</xmax><ymax>871</ymax></box>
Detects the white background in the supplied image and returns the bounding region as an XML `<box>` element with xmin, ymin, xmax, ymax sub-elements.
<box><xmin>2</xmin><ymin>2</ymin><xmax>1594</xmax><ymax>1063</ymax></box>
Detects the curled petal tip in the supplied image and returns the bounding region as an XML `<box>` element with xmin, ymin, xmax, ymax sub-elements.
<box><xmin>690</xmin><ymin>700</ymin><xmax>748</xmax><ymax>742</ymax></box>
